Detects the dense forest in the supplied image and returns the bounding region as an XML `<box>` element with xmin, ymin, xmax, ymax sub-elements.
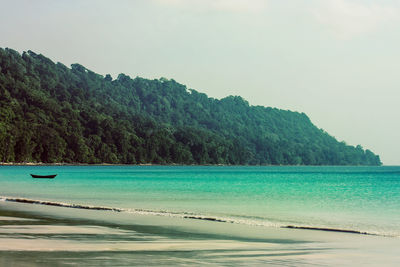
<box><xmin>0</xmin><ymin>48</ymin><xmax>381</xmax><ymax>165</ymax></box>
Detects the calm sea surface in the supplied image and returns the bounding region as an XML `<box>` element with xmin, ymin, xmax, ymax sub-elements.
<box><xmin>1</xmin><ymin>165</ymin><xmax>399</xmax><ymax>237</ymax></box>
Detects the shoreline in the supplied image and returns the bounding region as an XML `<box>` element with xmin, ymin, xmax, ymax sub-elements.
<box><xmin>1</xmin><ymin>200</ymin><xmax>400</xmax><ymax>266</ymax></box>
<box><xmin>0</xmin><ymin>162</ymin><xmax>158</xmax><ymax>166</ymax></box>
<box><xmin>0</xmin><ymin>162</ymin><xmax>389</xmax><ymax>167</ymax></box>
<box><xmin>0</xmin><ymin>162</ymin><xmax>227</xmax><ymax>167</ymax></box>
<box><xmin>1</xmin><ymin>195</ymin><xmax>396</xmax><ymax>238</ymax></box>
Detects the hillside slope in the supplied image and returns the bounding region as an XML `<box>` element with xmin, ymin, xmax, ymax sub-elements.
<box><xmin>0</xmin><ymin>48</ymin><xmax>381</xmax><ymax>165</ymax></box>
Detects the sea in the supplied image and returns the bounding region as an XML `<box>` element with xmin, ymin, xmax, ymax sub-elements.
<box><xmin>1</xmin><ymin>165</ymin><xmax>399</xmax><ymax>266</ymax></box>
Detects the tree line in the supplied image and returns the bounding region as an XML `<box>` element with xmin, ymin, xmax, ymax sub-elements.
<box><xmin>0</xmin><ymin>48</ymin><xmax>381</xmax><ymax>165</ymax></box>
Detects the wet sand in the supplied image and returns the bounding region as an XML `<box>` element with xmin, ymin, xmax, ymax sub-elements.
<box><xmin>1</xmin><ymin>201</ymin><xmax>399</xmax><ymax>266</ymax></box>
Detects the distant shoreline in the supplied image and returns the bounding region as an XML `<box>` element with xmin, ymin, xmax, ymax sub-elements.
<box><xmin>0</xmin><ymin>162</ymin><xmax>160</xmax><ymax>166</ymax></box>
<box><xmin>0</xmin><ymin>162</ymin><xmax>225</xmax><ymax>167</ymax></box>
<box><xmin>0</xmin><ymin>162</ymin><xmax>391</xmax><ymax>167</ymax></box>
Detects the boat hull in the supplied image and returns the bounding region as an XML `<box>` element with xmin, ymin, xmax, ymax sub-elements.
<box><xmin>30</xmin><ymin>174</ymin><xmax>57</xmax><ymax>179</ymax></box>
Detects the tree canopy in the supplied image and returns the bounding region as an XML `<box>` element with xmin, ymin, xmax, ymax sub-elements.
<box><xmin>0</xmin><ymin>48</ymin><xmax>381</xmax><ymax>165</ymax></box>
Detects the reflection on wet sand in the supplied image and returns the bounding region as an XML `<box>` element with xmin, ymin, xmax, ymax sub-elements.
<box><xmin>1</xmin><ymin>202</ymin><xmax>399</xmax><ymax>266</ymax></box>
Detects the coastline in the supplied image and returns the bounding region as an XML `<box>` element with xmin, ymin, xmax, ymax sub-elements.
<box><xmin>0</xmin><ymin>162</ymin><xmax>205</xmax><ymax>166</ymax></box>
<box><xmin>1</xmin><ymin>200</ymin><xmax>400</xmax><ymax>266</ymax></box>
<box><xmin>0</xmin><ymin>195</ymin><xmax>392</xmax><ymax>237</ymax></box>
<box><xmin>0</xmin><ymin>162</ymin><xmax>388</xmax><ymax>167</ymax></box>
<box><xmin>0</xmin><ymin>162</ymin><xmax>141</xmax><ymax>166</ymax></box>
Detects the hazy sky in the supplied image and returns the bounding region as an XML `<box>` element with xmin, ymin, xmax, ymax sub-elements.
<box><xmin>1</xmin><ymin>0</ymin><xmax>399</xmax><ymax>164</ymax></box>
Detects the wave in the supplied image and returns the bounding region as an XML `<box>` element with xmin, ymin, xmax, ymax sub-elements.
<box><xmin>282</xmin><ymin>225</ymin><xmax>373</xmax><ymax>235</ymax></box>
<box><xmin>0</xmin><ymin>196</ymin><xmax>396</xmax><ymax>238</ymax></box>
<box><xmin>0</xmin><ymin>196</ymin><xmax>124</xmax><ymax>212</ymax></box>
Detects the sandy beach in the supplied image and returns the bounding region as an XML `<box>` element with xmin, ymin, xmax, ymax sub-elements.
<box><xmin>1</xmin><ymin>200</ymin><xmax>399</xmax><ymax>266</ymax></box>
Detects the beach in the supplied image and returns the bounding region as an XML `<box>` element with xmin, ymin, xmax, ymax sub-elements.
<box><xmin>1</xmin><ymin>201</ymin><xmax>400</xmax><ymax>266</ymax></box>
<box><xmin>1</xmin><ymin>165</ymin><xmax>399</xmax><ymax>266</ymax></box>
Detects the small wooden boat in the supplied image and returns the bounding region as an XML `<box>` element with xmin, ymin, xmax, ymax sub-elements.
<box><xmin>30</xmin><ymin>174</ymin><xmax>57</xmax><ymax>179</ymax></box>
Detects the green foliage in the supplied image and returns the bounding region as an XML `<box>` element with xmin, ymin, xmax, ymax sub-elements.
<box><xmin>0</xmin><ymin>48</ymin><xmax>381</xmax><ymax>165</ymax></box>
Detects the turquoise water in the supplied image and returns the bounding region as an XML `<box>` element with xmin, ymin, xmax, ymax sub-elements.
<box><xmin>1</xmin><ymin>165</ymin><xmax>399</xmax><ymax>237</ymax></box>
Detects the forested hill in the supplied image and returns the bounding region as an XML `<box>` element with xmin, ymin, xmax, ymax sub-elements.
<box><xmin>0</xmin><ymin>48</ymin><xmax>381</xmax><ymax>165</ymax></box>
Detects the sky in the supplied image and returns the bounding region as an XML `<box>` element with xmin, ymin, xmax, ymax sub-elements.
<box><xmin>0</xmin><ymin>0</ymin><xmax>399</xmax><ymax>165</ymax></box>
